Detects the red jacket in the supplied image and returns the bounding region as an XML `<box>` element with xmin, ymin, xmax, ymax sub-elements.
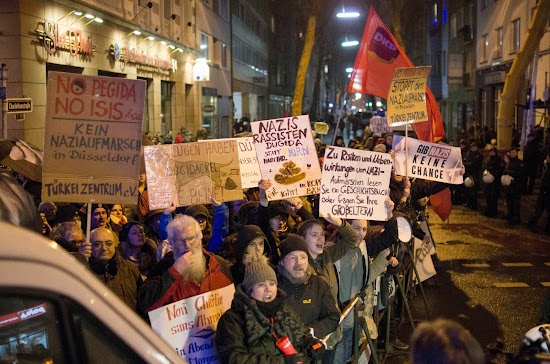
<box><xmin>138</xmin><ymin>249</ymin><xmax>233</xmax><ymax>313</ymax></box>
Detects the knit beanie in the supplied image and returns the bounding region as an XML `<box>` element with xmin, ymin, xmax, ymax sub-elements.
<box><xmin>279</xmin><ymin>234</ymin><xmax>308</xmax><ymax>260</ymax></box>
<box><xmin>234</xmin><ymin>225</ymin><xmax>267</xmax><ymax>261</ymax></box>
<box><xmin>242</xmin><ymin>261</ymin><xmax>277</xmax><ymax>292</ymax></box>
<box><xmin>373</xmin><ymin>144</ymin><xmax>386</xmax><ymax>153</ymax></box>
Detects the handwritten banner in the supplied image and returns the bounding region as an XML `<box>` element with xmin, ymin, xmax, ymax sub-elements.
<box><xmin>387</xmin><ymin>66</ymin><xmax>431</xmax><ymax>127</ymax></box>
<box><xmin>369</xmin><ymin>116</ymin><xmax>392</xmax><ymax>135</ymax></box>
<box><xmin>144</xmin><ymin>140</ymin><xmax>243</xmax><ymax>209</ymax></box>
<box><xmin>319</xmin><ymin>146</ymin><xmax>392</xmax><ymax>220</ymax></box>
<box><xmin>251</xmin><ymin>115</ymin><xmax>322</xmax><ymax>201</ymax></box>
<box><xmin>148</xmin><ymin>284</ymin><xmax>235</xmax><ymax>363</ymax></box>
<box><xmin>42</xmin><ymin>72</ymin><xmax>145</xmax><ymax>203</ymax></box>
<box><xmin>203</xmin><ymin>137</ymin><xmax>260</xmax><ymax>189</ymax></box>
<box><xmin>392</xmin><ymin>136</ymin><xmax>464</xmax><ymax>184</ymax></box>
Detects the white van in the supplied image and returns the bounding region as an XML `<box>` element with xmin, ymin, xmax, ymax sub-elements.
<box><xmin>0</xmin><ymin>221</ymin><xmax>187</xmax><ymax>364</ymax></box>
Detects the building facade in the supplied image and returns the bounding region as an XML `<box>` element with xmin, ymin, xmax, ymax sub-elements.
<box><xmin>476</xmin><ymin>0</ymin><xmax>550</xmax><ymax>138</ymax></box>
<box><xmin>0</xmin><ymin>0</ymin><xmax>217</xmax><ymax>148</ymax></box>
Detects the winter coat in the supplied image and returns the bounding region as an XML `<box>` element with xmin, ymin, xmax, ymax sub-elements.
<box><xmin>485</xmin><ymin>155</ymin><xmax>505</xmax><ymax>181</ymax></box>
<box><xmin>137</xmin><ymin>249</ymin><xmax>233</xmax><ymax>314</ymax></box>
<box><xmin>277</xmin><ymin>268</ymin><xmax>340</xmax><ymax>338</ymax></box>
<box><xmin>308</xmin><ymin>221</ymin><xmax>356</xmax><ymax>300</ymax></box>
<box><xmin>89</xmin><ymin>252</ymin><xmax>142</xmax><ymax>310</ymax></box>
<box><xmin>216</xmin><ymin>286</ymin><xmax>308</xmax><ymax>364</ymax></box>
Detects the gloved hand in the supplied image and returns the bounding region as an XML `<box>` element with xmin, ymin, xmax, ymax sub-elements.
<box><xmin>304</xmin><ymin>336</ymin><xmax>326</xmax><ymax>360</ymax></box>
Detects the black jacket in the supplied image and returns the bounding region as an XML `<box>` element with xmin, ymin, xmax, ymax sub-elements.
<box><xmin>216</xmin><ymin>286</ymin><xmax>308</xmax><ymax>364</ymax></box>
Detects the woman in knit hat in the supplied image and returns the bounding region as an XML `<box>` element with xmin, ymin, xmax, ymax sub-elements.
<box><xmin>230</xmin><ymin>225</ymin><xmax>273</xmax><ymax>285</ymax></box>
<box><xmin>216</xmin><ymin>261</ymin><xmax>324</xmax><ymax>363</ymax></box>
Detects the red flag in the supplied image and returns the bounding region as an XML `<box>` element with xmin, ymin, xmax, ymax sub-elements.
<box><xmin>429</xmin><ymin>187</ymin><xmax>452</xmax><ymax>221</ymax></box>
<box><xmin>347</xmin><ymin>6</ymin><xmax>445</xmax><ymax>143</ymax></box>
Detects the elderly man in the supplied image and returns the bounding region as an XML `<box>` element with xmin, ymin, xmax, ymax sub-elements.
<box><xmin>88</xmin><ymin>227</ymin><xmax>142</xmax><ymax>310</ymax></box>
<box><xmin>138</xmin><ymin>214</ymin><xmax>233</xmax><ymax>315</ymax></box>
<box><xmin>276</xmin><ymin>234</ymin><xmax>340</xmax><ymax>343</ymax></box>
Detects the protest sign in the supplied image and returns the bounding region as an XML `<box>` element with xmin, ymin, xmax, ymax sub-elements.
<box><xmin>392</xmin><ymin>135</ymin><xmax>464</xmax><ymax>184</ymax></box>
<box><xmin>148</xmin><ymin>284</ymin><xmax>235</xmax><ymax>363</ymax></box>
<box><xmin>319</xmin><ymin>146</ymin><xmax>392</xmax><ymax>220</ymax></box>
<box><xmin>413</xmin><ymin>237</ymin><xmax>436</xmax><ymax>282</ymax></box>
<box><xmin>314</xmin><ymin>121</ymin><xmax>329</xmax><ymax>135</ymax></box>
<box><xmin>144</xmin><ymin>140</ymin><xmax>243</xmax><ymax>209</ymax></box>
<box><xmin>387</xmin><ymin>66</ymin><xmax>431</xmax><ymax>127</ymax></box>
<box><xmin>42</xmin><ymin>72</ymin><xmax>145</xmax><ymax>204</ymax></box>
<box><xmin>369</xmin><ymin>116</ymin><xmax>392</xmax><ymax>135</ymax></box>
<box><xmin>251</xmin><ymin>115</ymin><xmax>321</xmax><ymax>200</ymax></box>
<box><xmin>202</xmin><ymin>137</ymin><xmax>260</xmax><ymax>189</ymax></box>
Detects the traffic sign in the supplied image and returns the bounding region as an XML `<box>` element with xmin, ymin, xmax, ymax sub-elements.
<box><xmin>6</xmin><ymin>98</ymin><xmax>32</xmax><ymax>113</ymax></box>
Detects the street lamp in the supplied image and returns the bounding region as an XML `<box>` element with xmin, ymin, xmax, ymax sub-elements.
<box><xmin>342</xmin><ymin>40</ymin><xmax>359</xmax><ymax>47</ymax></box>
<box><xmin>336</xmin><ymin>10</ymin><xmax>360</xmax><ymax>18</ymax></box>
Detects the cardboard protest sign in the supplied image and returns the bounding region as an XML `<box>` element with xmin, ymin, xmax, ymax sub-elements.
<box><xmin>387</xmin><ymin>66</ymin><xmax>431</xmax><ymax>127</ymax></box>
<box><xmin>144</xmin><ymin>140</ymin><xmax>243</xmax><ymax>209</ymax></box>
<box><xmin>314</xmin><ymin>121</ymin><xmax>329</xmax><ymax>135</ymax></box>
<box><xmin>369</xmin><ymin>116</ymin><xmax>392</xmax><ymax>135</ymax></box>
<box><xmin>148</xmin><ymin>284</ymin><xmax>235</xmax><ymax>363</ymax></box>
<box><xmin>251</xmin><ymin>115</ymin><xmax>321</xmax><ymax>200</ymax></box>
<box><xmin>392</xmin><ymin>135</ymin><xmax>464</xmax><ymax>184</ymax></box>
<box><xmin>202</xmin><ymin>137</ymin><xmax>260</xmax><ymax>189</ymax></box>
<box><xmin>42</xmin><ymin>72</ymin><xmax>145</xmax><ymax>204</ymax></box>
<box><xmin>319</xmin><ymin>146</ymin><xmax>392</xmax><ymax>220</ymax></box>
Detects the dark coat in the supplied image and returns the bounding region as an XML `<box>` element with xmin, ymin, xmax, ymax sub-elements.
<box><xmin>216</xmin><ymin>286</ymin><xmax>308</xmax><ymax>364</ymax></box>
<box><xmin>277</xmin><ymin>269</ymin><xmax>340</xmax><ymax>338</ymax></box>
<box><xmin>89</xmin><ymin>252</ymin><xmax>142</xmax><ymax>310</ymax></box>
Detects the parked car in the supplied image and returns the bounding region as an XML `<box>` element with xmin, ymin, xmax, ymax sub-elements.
<box><xmin>0</xmin><ymin>221</ymin><xmax>186</xmax><ymax>364</ymax></box>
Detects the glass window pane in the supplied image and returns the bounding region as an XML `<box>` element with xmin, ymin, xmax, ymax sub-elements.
<box><xmin>0</xmin><ymin>295</ymin><xmax>66</xmax><ymax>363</ymax></box>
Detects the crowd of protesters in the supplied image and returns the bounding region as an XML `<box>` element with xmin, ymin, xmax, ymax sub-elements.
<box><xmin>3</xmin><ymin>116</ymin><xmax>550</xmax><ymax>363</ymax></box>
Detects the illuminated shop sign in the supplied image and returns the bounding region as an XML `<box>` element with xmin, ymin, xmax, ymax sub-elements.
<box><xmin>0</xmin><ymin>304</ymin><xmax>47</xmax><ymax>329</ymax></box>
<box><xmin>109</xmin><ymin>43</ymin><xmax>176</xmax><ymax>74</ymax></box>
<box><xmin>35</xmin><ymin>21</ymin><xmax>94</xmax><ymax>56</ymax></box>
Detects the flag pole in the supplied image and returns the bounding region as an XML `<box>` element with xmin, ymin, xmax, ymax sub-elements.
<box><xmin>332</xmin><ymin>93</ymin><xmax>347</xmax><ymax>145</ymax></box>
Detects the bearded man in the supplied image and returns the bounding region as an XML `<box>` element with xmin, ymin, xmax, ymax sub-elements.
<box><xmin>138</xmin><ymin>214</ymin><xmax>233</xmax><ymax>315</ymax></box>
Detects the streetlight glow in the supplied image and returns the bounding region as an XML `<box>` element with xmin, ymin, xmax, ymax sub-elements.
<box><xmin>346</xmin><ymin>67</ymin><xmax>353</xmax><ymax>73</ymax></box>
<box><xmin>342</xmin><ymin>40</ymin><xmax>359</xmax><ymax>47</ymax></box>
<box><xmin>337</xmin><ymin>11</ymin><xmax>360</xmax><ymax>18</ymax></box>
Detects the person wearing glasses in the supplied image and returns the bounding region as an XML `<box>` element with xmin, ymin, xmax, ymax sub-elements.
<box><xmin>276</xmin><ymin>234</ymin><xmax>340</xmax><ymax>357</ymax></box>
<box><xmin>49</xmin><ymin>221</ymin><xmax>92</xmax><ymax>264</ymax></box>
<box><xmin>89</xmin><ymin>227</ymin><xmax>142</xmax><ymax>310</ymax></box>
<box><xmin>137</xmin><ymin>214</ymin><xmax>233</xmax><ymax>316</ymax></box>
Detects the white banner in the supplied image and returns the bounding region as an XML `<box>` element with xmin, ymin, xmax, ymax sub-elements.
<box><xmin>369</xmin><ymin>116</ymin><xmax>392</xmax><ymax>135</ymax></box>
<box><xmin>251</xmin><ymin>115</ymin><xmax>322</xmax><ymax>200</ymax></box>
<box><xmin>392</xmin><ymin>136</ymin><xmax>464</xmax><ymax>184</ymax></box>
<box><xmin>148</xmin><ymin>284</ymin><xmax>235</xmax><ymax>363</ymax></box>
<box><xmin>201</xmin><ymin>137</ymin><xmax>261</xmax><ymax>189</ymax></box>
<box><xmin>413</xmin><ymin>237</ymin><xmax>436</xmax><ymax>283</ymax></box>
<box><xmin>319</xmin><ymin>146</ymin><xmax>392</xmax><ymax>220</ymax></box>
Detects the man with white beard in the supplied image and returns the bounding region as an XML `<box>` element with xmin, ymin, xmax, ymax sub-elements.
<box><xmin>138</xmin><ymin>214</ymin><xmax>233</xmax><ymax>315</ymax></box>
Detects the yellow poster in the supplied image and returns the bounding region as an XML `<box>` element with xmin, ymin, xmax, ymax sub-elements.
<box><xmin>386</xmin><ymin>66</ymin><xmax>431</xmax><ymax>127</ymax></box>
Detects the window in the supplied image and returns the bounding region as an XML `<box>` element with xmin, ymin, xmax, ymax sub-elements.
<box><xmin>219</xmin><ymin>0</ymin><xmax>229</xmax><ymax>20</ymax></box>
<box><xmin>200</xmin><ymin>32</ymin><xmax>209</xmax><ymax>59</ymax></box>
<box><xmin>495</xmin><ymin>27</ymin><xmax>503</xmax><ymax>58</ymax></box>
<box><xmin>480</xmin><ymin>0</ymin><xmax>487</xmax><ymax>10</ymax></box>
<box><xmin>0</xmin><ymin>293</ymin><xmax>145</xmax><ymax>363</ymax></box>
<box><xmin>221</xmin><ymin>43</ymin><xmax>227</xmax><ymax>68</ymax></box>
<box><xmin>512</xmin><ymin>18</ymin><xmax>520</xmax><ymax>52</ymax></box>
<box><xmin>450</xmin><ymin>14</ymin><xmax>457</xmax><ymax>38</ymax></box>
<box><xmin>161</xmin><ymin>81</ymin><xmax>174</xmax><ymax>135</ymax></box>
<box><xmin>481</xmin><ymin>33</ymin><xmax>488</xmax><ymax>62</ymax></box>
